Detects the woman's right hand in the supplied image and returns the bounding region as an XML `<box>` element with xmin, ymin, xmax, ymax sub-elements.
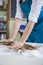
<box><xmin>2</xmin><ymin>39</ymin><xmax>14</xmax><ymax>45</ymax></box>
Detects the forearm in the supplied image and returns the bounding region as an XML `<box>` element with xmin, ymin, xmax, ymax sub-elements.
<box><xmin>20</xmin><ymin>21</ymin><xmax>35</xmax><ymax>42</ymax></box>
<box><xmin>10</xmin><ymin>18</ymin><xmax>21</xmax><ymax>40</ymax></box>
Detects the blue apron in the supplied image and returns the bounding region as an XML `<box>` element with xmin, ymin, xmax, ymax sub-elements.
<box><xmin>20</xmin><ymin>0</ymin><xmax>32</xmax><ymax>17</ymax></box>
<box><xmin>20</xmin><ymin>0</ymin><xmax>43</xmax><ymax>43</ymax></box>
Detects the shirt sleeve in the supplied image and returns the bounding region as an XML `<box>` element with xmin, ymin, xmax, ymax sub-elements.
<box><xmin>28</xmin><ymin>0</ymin><xmax>43</xmax><ymax>23</ymax></box>
<box><xmin>15</xmin><ymin>0</ymin><xmax>23</xmax><ymax>19</ymax></box>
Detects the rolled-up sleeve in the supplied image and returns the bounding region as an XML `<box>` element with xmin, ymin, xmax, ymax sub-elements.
<box><xmin>15</xmin><ymin>0</ymin><xmax>23</xmax><ymax>19</ymax></box>
<box><xmin>28</xmin><ymin>0</ymin><xmax>42</xmax><ymax>23</ymax></box>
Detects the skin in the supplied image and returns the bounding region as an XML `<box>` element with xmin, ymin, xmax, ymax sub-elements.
<box><xmin>11</xmin><ymin>18</ymin><xmax>35</xmax><ymax>48</ymax></box>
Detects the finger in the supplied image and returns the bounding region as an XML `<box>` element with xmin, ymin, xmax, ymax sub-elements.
<box><xmin>9</xmin><ymin>44</ymin><xmax>15</xmax><ymax>49</ymax></box>
<box><xmin>9</xmin><ymin>45</ymin><xmax>19</xmax><ymax>50</ymax></box>
<box><xmin>10</xmin><ymin>43</ymin><xmax>19</xmax><ymax>49</ymax></box>
<box><xmin>16</xmin><ymin>45</ymin><xmax>23</xmax><ymax>49</ymax></box>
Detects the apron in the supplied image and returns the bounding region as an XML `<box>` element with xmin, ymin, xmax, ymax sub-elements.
<box><xmin>20</xmin><ymin>0</ymin><xmax>43</xmax><ymax>43</ymax></box>
<box><xmin>26</xmin><ymin>6</ymin><xmax>43</xmax><ymax>43</ymax></box>
<box><xmin>20</xmin><ymin>0</ymin><xmax>32</xmax><ymax>17</ymax></box>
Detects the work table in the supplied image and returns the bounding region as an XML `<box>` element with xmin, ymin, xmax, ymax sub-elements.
<box><xmin>0</xmin><ymin>41</ymin><xmax>43</xmax><ymax>65</ymax></box>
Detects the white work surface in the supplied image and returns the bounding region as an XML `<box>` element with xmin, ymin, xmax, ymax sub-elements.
<box><xmin>0</xmin><ymin>43</ymin><xmax>43</xmax><ymax>65</ymax></box>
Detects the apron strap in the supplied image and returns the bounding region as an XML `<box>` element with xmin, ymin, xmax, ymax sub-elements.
<box><xmin>19</xmin><ymin>0</ymin><xmax>22</xmax><ymax>3</ymax></box>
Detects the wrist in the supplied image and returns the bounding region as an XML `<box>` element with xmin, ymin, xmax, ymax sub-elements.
<box><xmin>9</xmin><ymin>38</ymin><xmax>14</xmax><ymax>41</ymax></box>
<box><xmin>18</xmin><ymin>39</ymin><xmax>25</xmax><ymax>44</ymax></box>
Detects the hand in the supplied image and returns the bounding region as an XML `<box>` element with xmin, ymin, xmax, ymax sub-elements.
<box><xmin>9</xmin><ymin>41</ymin><xmax>24</xmax><ymax>49</ymax></box>
<box><xmin>2</xmin><ymin>39</ymin><xmax>14</xmax><ymax>45</ymax></box>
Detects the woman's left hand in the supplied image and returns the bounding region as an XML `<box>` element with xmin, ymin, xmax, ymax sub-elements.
<box><xmin>9</xmin><ymin>41</ymin><xmax>24</xmax><ymax>49</ymax></box>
